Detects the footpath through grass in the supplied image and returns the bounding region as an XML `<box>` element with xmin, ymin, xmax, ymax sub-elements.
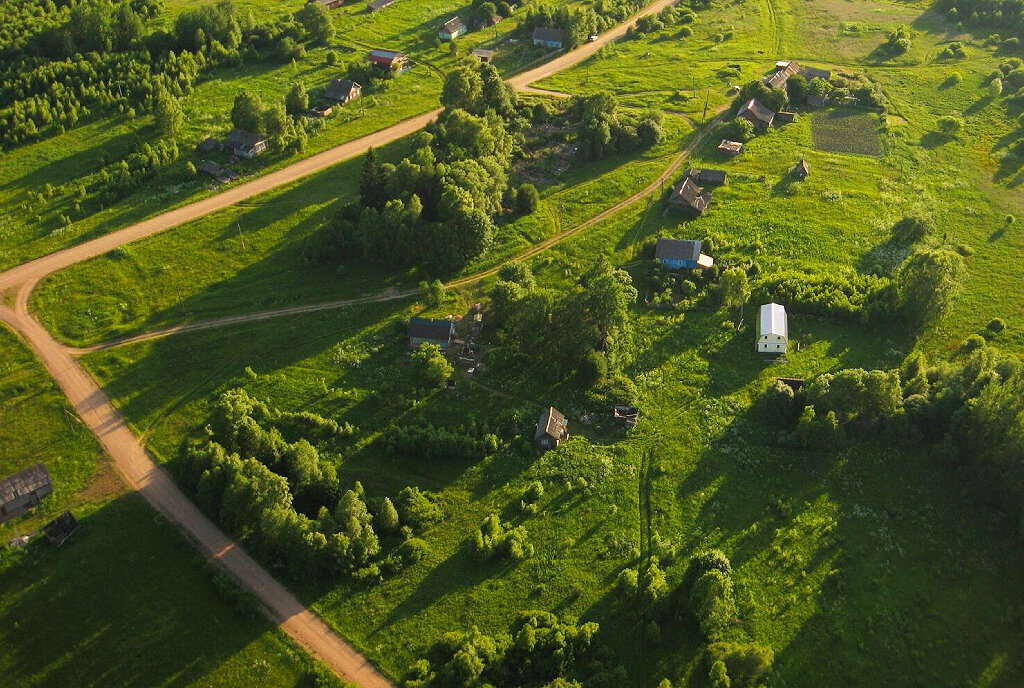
<box><xmin>0</xmin><ymin>325</ymin><xmax>338</xmax><ymax>688</ymax></box>
<box><xmin>33</xmin><ymin>117</ymin><xmax>692</xmax><ymax>347</ymax></box>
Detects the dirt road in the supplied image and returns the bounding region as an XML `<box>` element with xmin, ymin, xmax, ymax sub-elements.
<box><xmin>70</xmin><ymin>107</ymin><xmax>727</xmax><ymax>353</ymax></box>
<box><xmin>0</xmin><ymin>3</ymin><xmax>700</xmax><ymax>685</ymax></box>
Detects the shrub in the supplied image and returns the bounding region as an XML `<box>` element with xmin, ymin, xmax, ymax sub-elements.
<box><xmin>890</xmin><ymin>213</ymin><xmax>932</xmax><ymax>244</ymax></box>
<box><xmin>706</xmin><ymin>642</ymin><xmax>774</xmax><ymax>687</ymax></box>
<box><xmin>988</xmin><ymin>318</ymin><xmax>1007</xmax><ymax>333</ymax></box>
<box><xmin>472</xmin><ymin>513</ymin><xmax>533</xmax><ymax>561</ymax></box>
<box><xmin>936</xmin><ymin>115</ymin><xmax>965</xmax><ymax>137</ymax></box>
<box><xmin>516</xmin><ymin>183</ymin><xmax>540</xmax><ymax>214</ymax></box>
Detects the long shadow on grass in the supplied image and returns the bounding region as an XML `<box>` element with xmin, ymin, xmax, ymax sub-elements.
<box><xmin>0</xmin><ymin>493</ymin><xmax>300</xmax><ymax>687</ymax></box>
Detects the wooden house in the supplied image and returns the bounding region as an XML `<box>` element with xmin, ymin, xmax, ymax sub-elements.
<box><xmin>533</xmin><ymin>27</ymin><xmax>565</xmax><ymax>49</ymax></box>
<box><xmin>473</xmin><ymin>15</ymin><xmax>502</xmax><ymax>31</ymax></box>
<box><xmin>439</xmin><ymin>16</ymin><xmax>467</xmax><ymax>40</ymax></box>
<box><xmin>667</xmin><ymin>176</ymin><xmax>712</xmax><ymax>215</ymax></box>
<box><xmin>223</xmin><ymin>129</ymin><xmax>268</xmax><ymax>158</ymax></box>
<box><xmin>757</xmin><ymin>303</ymin><xmax>788</xmax><ymax>354</ymax></box>
<box><xmin>655</xmin><ymin>238</ymin><xmax>714</xmax><ymax>270</ymax></box>
<box><xmin>737</xmin><ymin>97</ymin><xmax>775</xmax><ymax>129</ymax></box>
<box><xmin>718</xmin><ymin>139</ymin><xmax>744</xmax><ymax>156</ymax></box>
<box><xmin>368</xmin><ymin>49</ymin><xmax>410</xmax><ymax>73</ymax></box>
<box><xmin>324</xmin><ymin>78</ymin><xmax>361</xmax><ymax>104</ymax></box>
<box><xmin>0</xmin><ymin>464</ymin><xmax>53</xmax><ymax>524</ymax></box>
<box><xmin>801</xmin><ymin>66</ymin><xmax>832</xmax><ymax>81</ymax></box>
<box><xmin>408</xmin><ymin>317</ymin><xmax>455</xmax><ymax>349</ymax></box>
<box><xmin>535</xmin><ymin>407</ymin><xmax>568</xmax><ymax>450</ymax></box>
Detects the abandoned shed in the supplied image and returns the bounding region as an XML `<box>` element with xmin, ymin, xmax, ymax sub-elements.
<box><xmin>655</xmin><ymin>238</ymin><xmax>714</xmax><ymax>270</ymax></box>
<box><xmin>685</xmin><ymin>167</ymin><xmax>727</xmax><ymax>186</ymax></box>
<box><xmin>535</xmin><ymin>407</ymin><xmax>568</xmax><ymax>450</ymax></box>
<box><xmin>368</xmin><ymin>49</ymin><xmax>410</xmax><ymax>73</ymax></box>
<box><xmin>307</xmin><ymin>0</ymin><xmax>345</xmax><ymax>8</ymax></box>
<box><xmin>367</xmin><ymin>0</ymin><xmax>394</xmax><ymax>11</ymax></box>
<box><xmin>196</xmin><ymin>136</ymin><xmax>219</xmax><ymax>154</ymax></box>
<box><xmin>44</xmin><ymin>511</ymin><xmax>79</xmax><ymax>547</ymax></box>
<box><xmin>776</xmin><ymin>111</ymin><xmax>797</xmax><ymax>124</ymax></box>
<box><xmin>0</xmin><ymin>464</ymin><xmax>53</xmax><ymax>524</ymax></box>
<box><xmin>471</xmin><ymin>49</ymin><xmax>496</xmax><ymax>63</ymax></box>
<box><xmin>765</xmin><ymin>61</ymin><xmax>799</xmax><ymax>90</ymax></box>
<box><xmin>408</xmin><ymin>317</ymin><xmax>455</xmax><ymax>349</ymax></box>
<box><xmin>718</xmin><ymin>139</ymin><xmax>744</xmax><ymax>156</ymax></box>
<box><xmin>197</xmin><ymin>160</ymin><xmax>239</xmax><ymax>184</ymax></box>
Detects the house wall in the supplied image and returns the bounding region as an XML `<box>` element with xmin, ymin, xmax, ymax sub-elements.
<box><xmin>410</xmin><ymin>336</ymin><xmax>451</xmax><ymax>349</ymax></box>
<box><xmin>757</xmin><ymin>334</ymin><xmax>788</xmax><ymax>353</ymax></box>
<box><xmin>658</xmin><ymin>258</ymin><xmax>697</xmax><ymax>270</ymax></box>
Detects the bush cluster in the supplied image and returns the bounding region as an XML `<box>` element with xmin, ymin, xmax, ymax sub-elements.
<box><xmin>181</xmin><ymin>388</ymin><xmax>441</xmax><ymax>583</ymax></box>
<box><xmin>472</xmin><ymin>513</ymin><xmax>533</xmax><ymax>561</ymax></box>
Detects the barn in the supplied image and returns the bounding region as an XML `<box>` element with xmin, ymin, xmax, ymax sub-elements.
<box><xmin>757</xmin><ymin>303</ymin><xmax>788</xmax><ymax>354</ymax></box>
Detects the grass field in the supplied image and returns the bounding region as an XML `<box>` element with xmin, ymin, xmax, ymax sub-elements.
<box><xmin>0</xmin><ymin>325</ymin><xmax>337</xmax><ymax>687</ymax></box>
<box><xmin>32</xmin><ymin>116</ymin><xmax>693</xmax><ymax>347</ymax></box>
<box><xmin>811</xmin><ymin>109</ymin><xmax>883</xmax><ymax>156</ymax></box>
<box><xmin>14</xmin><ymin>0</ymin><xmax>1024</xmax><ymax>685</ymax></box>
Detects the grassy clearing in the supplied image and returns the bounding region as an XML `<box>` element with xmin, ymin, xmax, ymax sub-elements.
<box><xmin>0</xmin><ymin>325</ymin><xmax>328</xmax><ymax>687</ymax></box>
<box><xmin>33</xmin><ymin>116</ymin><xmax>692</xmax><ymax>347</ymax></box>
<box><xmin>811</xmin><ymin>109</ymin><xmax>882</xmax><ymax>156</ymax></box>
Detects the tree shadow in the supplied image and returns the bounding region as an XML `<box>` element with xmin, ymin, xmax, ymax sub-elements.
<box><xmin>0</xmin><ymin>492</ymin><xmax>304</xmax><ymax>687</ymax></box>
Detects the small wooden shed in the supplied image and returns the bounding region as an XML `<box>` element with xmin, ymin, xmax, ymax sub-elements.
<box><xmin>0</xmin><ymin>464</ymin><xmax>53</xmax><ymax>524</ymax></box>
<box><xmin>535</xmin><ymin>407</ymin><xmax>568</xmax><ymax>450</ymax></box>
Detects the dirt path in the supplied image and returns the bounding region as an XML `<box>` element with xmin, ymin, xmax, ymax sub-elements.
<box><xmin>72</xmin><ymin>107</ymin><xmax>727</xmax><ymax>353</ymax></box>
<box><xmin>0</xmin><ymin>3</ymin><xmax>696</xmax><ymax>686</ymax></box>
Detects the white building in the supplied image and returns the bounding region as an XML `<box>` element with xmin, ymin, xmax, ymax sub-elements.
<box><xmin>757</xmin><ymin>303</ymin><xmax>788</xmax><ymax>354</ymax></box>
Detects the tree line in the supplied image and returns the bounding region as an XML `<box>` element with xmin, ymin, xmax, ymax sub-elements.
<box><xmin>0</xmin><ymin>0</ymin><xmax>334</xmax><ymax>150</ymax></box>
<box><xmin>180</xmin><ymin>388</ymin><xmax>443</xmax><ymax>583</ymax></box>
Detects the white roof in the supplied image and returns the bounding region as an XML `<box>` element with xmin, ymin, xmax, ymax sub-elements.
<box><xmin>759</xmin><ymin>303</ymin><xmax>788</xmax><ymax>338</ymax></box>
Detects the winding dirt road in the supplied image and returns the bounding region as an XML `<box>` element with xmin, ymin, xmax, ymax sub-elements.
<box><xmin>0</xmin><ymin>1</ymin><xmax>693</xmax><ymax>685</ymax></box>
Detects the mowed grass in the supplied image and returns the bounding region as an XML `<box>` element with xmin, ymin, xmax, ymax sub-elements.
<box><xmin>32</xmin><ymin>116</ymin><xmax>692</xmax><ymax>347</ymax></box>
<box><xmin>0</xmin><ymin>325</ymin><xmax>328</xmax><ymax>687</ymax></box>
<box><xmin>811</xmin><ymin>109</ymin><xmax>883</xmax><ymax>156</ymax></box>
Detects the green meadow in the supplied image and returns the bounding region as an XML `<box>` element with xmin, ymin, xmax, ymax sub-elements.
<box><xmin>13</xmin><ymin>0</ymin><xmax>1024</xmax><ymax>685</ymax></box>
<box><xmin>0</xmin><ymin>325</ymin><xmax>340</xmax><ymax>687</ymax></box>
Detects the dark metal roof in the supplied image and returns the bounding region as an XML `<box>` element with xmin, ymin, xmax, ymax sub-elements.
<box><xmin>324</xmin><ymin>78</ymin><xmax>360</xmax><ymax>101</ymax></box>
<box><xmin>533</xmin><ymin>27</ymin><xmax>566</xmax><ymax>43</ymax></box>
<box><xmin>655</xmin><ymin>238</ymin><xmax>702</xmax><ymax>262</ymax></box>
<box><xmin>0</xmin><ymin>464</ymin><xmax>51</xmax><ymax>506</ymax></box>
<box><xmin>224</xmin><ymin>129</ymin><xmax>266</xmax><ymax>150</ymax></box>
<box><xmin>367</xmin><ymin>0</ymin><xmax>393</xmax><ymax>9</ymax></box>
<box><xmin>408</xmin><ymin>317</ymin><xmax>453</xmax><ymax>342</ymax></box>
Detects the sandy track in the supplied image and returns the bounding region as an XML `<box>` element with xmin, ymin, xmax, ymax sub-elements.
<box><xmin>0</xmin><ymin>3</ymin><xmax>696</xmax><ymax>685</ymax></box>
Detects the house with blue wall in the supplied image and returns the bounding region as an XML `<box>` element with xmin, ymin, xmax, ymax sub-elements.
<box><xmin>655</xmin><ymin>238</ymin><xmax>714</xmax><ymax>270</ymax></box>
<box><xmin>533</xmin><ymin>27</ymin><xmax>565</xmax><ymax>49</ymax></box>
<box><xmin>439</xmin><ymin>17</ymin><xmax>467</xmax><ymax>40</ymax></box>
<box><xmin>408</xmin><ymin>317</ymin><xmax>455</xmax><ymax>349</ymax></box>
